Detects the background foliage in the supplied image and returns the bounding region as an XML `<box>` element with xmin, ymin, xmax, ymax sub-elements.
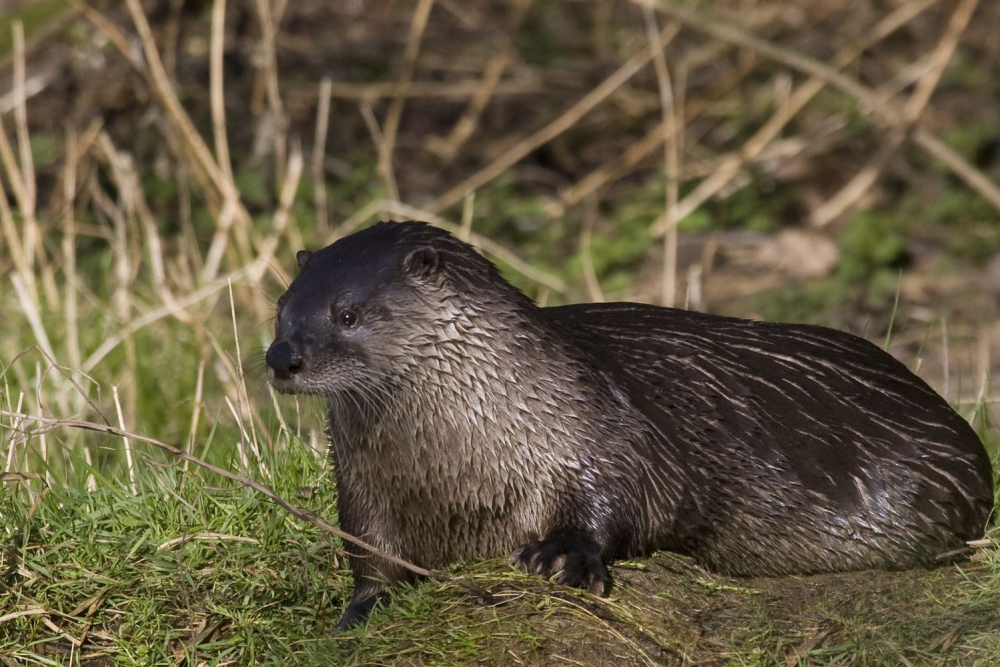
<box><xmin>1</xmin><ymin>0</ymin><xmax>999</xmax><ymax>663</ymax></box>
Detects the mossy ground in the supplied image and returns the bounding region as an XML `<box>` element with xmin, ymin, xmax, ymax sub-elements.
<box><xmin>3</xmin><ymin>0</ymin><xmax>1000</xmax><ymax>663</ymax></box>
<box><xmin>3</xmin><ymin>457</ymin><xmax>999</xmax><ymax>665</ymax></box>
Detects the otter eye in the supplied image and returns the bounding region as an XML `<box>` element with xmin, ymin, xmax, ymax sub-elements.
<box><xmin>338</xmin><ymin>309</ymin><xmax>359</xmax><ymax>329</ymax></box>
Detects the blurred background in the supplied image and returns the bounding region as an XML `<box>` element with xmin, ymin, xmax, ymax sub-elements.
<box><xmin>2</xmin><ymin>1</ymin><xmax>1000</xmax><ymax>661</ymax></box>
<box><xmin>1</xmin><ymin>0</ymin><xmax>999</xmax><ymax>473</ymax></box>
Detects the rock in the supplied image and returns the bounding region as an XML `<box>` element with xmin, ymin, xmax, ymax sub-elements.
<box><xmin>754</xmin><ymin>229</ymin><xmax>839</xmax><ymax>279</ymax></box>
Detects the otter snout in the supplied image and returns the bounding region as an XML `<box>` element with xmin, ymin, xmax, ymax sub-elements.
<box><xmin>266</xmin><ymin>340</ymin><xmax>303</xmax><ymax>381</ymax></box>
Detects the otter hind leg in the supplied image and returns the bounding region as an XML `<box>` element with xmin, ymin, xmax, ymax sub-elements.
<box><xmin>510</xmin><ymin>531</ymin><xmax>611</xmax><ymax>596</ymax></box>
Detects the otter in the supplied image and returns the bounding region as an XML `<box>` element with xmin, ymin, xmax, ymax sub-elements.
<box><xmin>266</xmin><ymin>220</ymin><xmax>994</xmax><ymax>630</ymax></box>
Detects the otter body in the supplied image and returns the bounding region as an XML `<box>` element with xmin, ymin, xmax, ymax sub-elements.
<box><xmin>266</xmin><ymin>221</ymin><xmax>994</xmax><ymax>629</ymax></box>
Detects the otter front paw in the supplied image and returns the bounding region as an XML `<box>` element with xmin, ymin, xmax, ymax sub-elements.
<box><xmin>510</xmin><ymin>532</ymin><xmax>610</xmax><ymax>596</ymax></box>
<box><xmin>336</xmin><ymin>590</ymin><xmax>387</xmax><ymax>631</ymax></box>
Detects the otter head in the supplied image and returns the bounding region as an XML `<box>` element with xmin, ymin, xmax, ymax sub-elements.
<box><xmin>265</xmin><ymin>221</ymin><xmax>461</xmax><ymax>399</ymax></box>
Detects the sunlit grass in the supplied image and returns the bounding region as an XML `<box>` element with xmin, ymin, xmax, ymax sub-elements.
<box><xmin>2</xmin><ymin>0</ymin><xmax>1000</xmax><ymax>663</ymax></box>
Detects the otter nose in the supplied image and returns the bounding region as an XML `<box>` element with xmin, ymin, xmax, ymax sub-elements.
<box><xmin>266</xmin><ymin>340</ymin><xmax>303</xmax><ymax>380</ymax></box>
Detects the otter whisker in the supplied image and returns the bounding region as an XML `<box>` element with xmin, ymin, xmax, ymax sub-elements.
<box><xmin>260</xmin><ymin>220</ymin><xmax>994</xmax><ymax>631</ymax></box>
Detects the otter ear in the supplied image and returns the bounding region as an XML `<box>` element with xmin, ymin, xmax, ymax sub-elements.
<box><xmin>296</xmin><ymin>250</ymin><xmax>313</xmax><ymax>270</ymax></box>
<box><xmin>403</xmin><ymin>246</ymin><xmax>441</xmax><ymax>279</ymax></box>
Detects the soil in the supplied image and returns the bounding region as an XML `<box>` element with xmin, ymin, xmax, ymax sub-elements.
<box><xmin>477</xmin><ymin>553</ymin><xmax>1000</xmax><ymax>665</ymax></box>
<box><xmin>3</xmin><ymin>1</ymin><xmax>999</xmax><ymax>662</ymax></box>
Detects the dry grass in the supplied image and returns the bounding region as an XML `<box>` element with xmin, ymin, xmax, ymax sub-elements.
<box><xmin>1</xmin><ymin>0</ymin><xmax>1000</xmax><ymax>663</ymax></box>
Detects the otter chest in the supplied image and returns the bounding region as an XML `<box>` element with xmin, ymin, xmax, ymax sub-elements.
<box><xmin>351</xmin><ymin>428</ymin><xmax>552</xmax><ymax>565</ymax></box>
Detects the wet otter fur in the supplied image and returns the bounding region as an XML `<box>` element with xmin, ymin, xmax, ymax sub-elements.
<box><xmin>266</xmin><ymin>220</ymin><xmax>994</xmax><ymax>629</ymax></box>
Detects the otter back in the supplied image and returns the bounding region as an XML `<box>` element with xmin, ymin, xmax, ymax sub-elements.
<box><xmin>266</xmin><ymin>220</ymin><xmax>994</xmax><ymax>629</ymax></box>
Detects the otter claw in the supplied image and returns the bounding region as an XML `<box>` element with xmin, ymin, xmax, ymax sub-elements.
<box><xmin>511</xmin><ymin>533</ymin><xmax>610</xmax><ymax>596</ymax></box>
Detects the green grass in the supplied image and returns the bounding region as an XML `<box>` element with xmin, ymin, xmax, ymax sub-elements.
<box><xmin>1</xmin><ymin>164</ymin><xmax>998</xmax><ymax>663</ymax></box>
<box><xmin>0</xmin><ymin>0</ymin><xmax>68</xmax><ymax>56</ymax></box>
<box><xmin>3</xmin><ymin>0</ymin><xmax>1000</xmax><ymax>662</ymax></box>
<box><xmin>2</xmin><ymin>312</ymin><xmax>999</xmax><ymax>664</ymax></box>
<box><xmin>2</xmin><ymin>169</ymin><xmax>998</xmax><ymax>663</ymax></box>
<box><xmin>2</xmin><ymin>454</ymin><xmax>350</xmax><ymax>664</ymax></box>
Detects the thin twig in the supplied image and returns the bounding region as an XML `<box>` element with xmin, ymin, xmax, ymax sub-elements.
<box><xmin>810</xmin><ymin>0</ymin><xmax>981</xmax><ymax>226</ymax></box>
<box><xmin>426</xmin><ymin>0</ymin><xmax>532</xmax><ymax>164</ymax></box>
<box><xmin>646</xmin><ymin>0</ymin><xmax>939</xmax><ymax>234</ymax></box>
<box><xmin>200</xmin><ymin>197</ymin><xmax>240</xmax><ymax>283</ymax></box>
<box><xmin>62</xmin><ymin>129</ymin><xmax>83</xmax><ymax>489</ymax></box>
<box><xmin>291</xmin><ymin>78</ymin><xmax>539</xmax><ymax>101</ymax></box>
<box><xmin>82</xmin><ymin>261</ymin><xmax>268</xmax><ymax>373</ymax></box>
<box><xmin>67</xmin><ymin>0</ymin><xmax>135</xmax><ymax>64</ymax></box>
<box><xmin>312</xmin><ymin>77</ymin><xmax>333</xmax><ymax>237</ymax></box>
<box><xmin>0</xmin><ymin>412</ymin><xmax>497</xmax><ymax>605</ymax></box>
<box><xmin>120</xmin><ymin>0</ymin><xmax>237</xmax><ymax>208</ymax></box>
<box><xmin>426</xmin><ymin>52</ymin><xmax>512</xmax><ymax>164</ymax></box>
<box><xmin>382</xmin><ymin>0</ymin><xmax>436</xmax><ymax>165</ymax></box>
<box><xmin>360</xmin><ymin>101</ymin><xmax>400</xmax><ymax>204</ymax></box>
<box><xmin>0</xmin><ymin>170</ymin><xmax>34</xmax><ymax>304</ymax></box>
<box><xmin>253</xmin><ymin>0</ymin><xmax>287</xmax><ymax>186</ymax></box>
<box><xmin>459</xmin><ymin>190</ymin><xmax>475</xmax><ymax>242</ymax></box>
<box><xmin>210</xmin><ymin>0</ymin><xmax>233</xmax><ymax>183</ymax></box>
<box><xmin>157</xmin><ymin>532</ymin><xmax>259</xmax><ymax>551</ymax></box>
<box><xmin>11</xmin><ymin>275</ymin><xmax>56</xmax><ymax>362</ymax></box>
<box><xmin>228</xmin><ymin>280</ymin><xmax>266</xmax><ymax>478</ymax></box>
<box><xmin>427</xmin><ymin>22</ymin><xmax>680</xmax><ymax>214</ymax></box>
<box><xmin>381</xmin><ymin>200</ymin><xmax>568</xmax><ymax>295</ymax></box>
<box><xmin>642</xmin><ymin>8</ymin><xmax>680</xmax><ymax>307</ymax></box>
<box><xmin>914</xmin><ymin>131</ymin><xmax>1000</xmax><ymax>212</ymax></box>
<box><xmin>645</xmin><ymin>0</ymin><xmax>1000</xmax><ymax>221</ymax></box>
<box><xmin>10</xmin><ymin>15</ymin><xmax>47</xmax><ymax>312</ymax></box>
<box><xmin>580</xmin><ymin>198</ymin><xmax>604</xmax><ymax>303</ymax></box>
<box><xmin>0</xmin><ymin>117</ymin><xmax>32</xmax><ymax>248</ymax></box>
<box><xmin>184</xmin><ymin>360</ymin><xmax>205</xmax><ymax>477</ymax></box>
<box><xmin>13</xmin><ymin>22</ymin><xmax>36</xmax><ymax>221</ymax></box>
<box><xmin>97</xmin><ymin>133</ymin><xmax>171</xmax><ymax>302</ymax></box>
<box><xmin>645</xmin><ymin>1</ymin><xmax>885</xmax><ymax>115</ymax></box>
<box><xmin>110</xmin><ymin>0</ymin><xmax>257</xmax><ymax>272</ymax></box>
<box><xmin>83</xmin><ymin>144</ymin><xmax>302</xmax><ymax>374</ymax></box>
<box><xmin>112</xmin><ymin>386</ymin><xmax>137</xmax><ymax>495</ymax></box>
